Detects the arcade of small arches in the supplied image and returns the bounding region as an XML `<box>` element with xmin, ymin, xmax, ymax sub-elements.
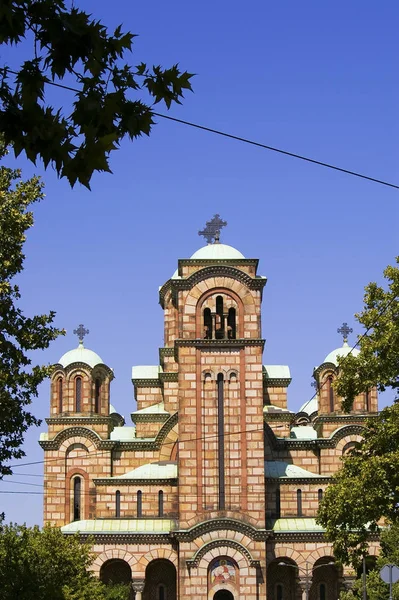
<box><xmin>201</xmin><ymin>294</ymin><xmax>238</xmax><ymax>340</ymax></box>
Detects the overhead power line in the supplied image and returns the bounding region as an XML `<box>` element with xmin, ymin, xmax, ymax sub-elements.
<box><xmin>3</xmin><ymin>68</ymin><xmax>399</xmax><ymax>190</ymax></box>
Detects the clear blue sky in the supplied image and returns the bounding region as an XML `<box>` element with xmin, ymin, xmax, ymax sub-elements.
<box><xmin>1</xmin><ymin>0</ymin><xmax>398</xmax><ymax>524</ymax></box>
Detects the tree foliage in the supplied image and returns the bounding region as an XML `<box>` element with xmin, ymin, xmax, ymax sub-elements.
<box><xmin>0</xmin><ymin>0</ymin><xmax>193</xmax><ymax>188</ymax></box>
<box><xmin>336</xmin><ymin>259</ymin><xmax>399</xmax><ymax>412</ymax></box>
<box><xmin>0</xmin><ymin>139</ymin><xmax>63</xmax><ymax>477</ymax></box>
<box><xmin>0</xmin><ymin>523</ymin><xmax>130</xmax><ymax>600</ymax></box>
<box><xmin>317</xmin><ymin>402</ymin><xmax>399</xmax><ymax>565</ymax></box>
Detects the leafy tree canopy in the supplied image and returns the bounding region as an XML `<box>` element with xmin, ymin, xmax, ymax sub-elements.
<box><xmin>0</xmin><ymin>138</ymin><xmax>63</xmax><ymax>477</ymax></box>
<box><xmin>317</xmin><ymin>402</ymin><xmax>399</xmax><ymax>565</ymax></box>
<box><xmin>0</xmin><ymin>523</ymin><xmax>130</xmax><ymax>600</ymax></box>
<box><xmin>335</xmin><ymin>259</ymin><xmax>399</xmax><ymax>412</ymax></box>
<box><xmin>0</xmin><ymin>0</ymin><xmax>193</xmax><ymax>188</ymax></box>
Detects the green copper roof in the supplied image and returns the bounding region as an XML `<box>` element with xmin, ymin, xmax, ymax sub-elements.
<box><xmin>290</xmin><ymin>426</ymin><xmax>318</xmax><ymax>440</ymax></box>
<box><xmin>110</xmin><ymin>427</ymin><xmax>136</xmax><ymax>441</ymax></box>
<box><xmin>61</xmin><ymin>519</ymin><xmax>177</xmax><ymax>534</ymax></box>
<box><xmin>190</xmin><ymin>243</ymin><xmax>245</xmax><ymax>260</ymax></box>
<box><xmin>263</xmin><ymin>365</ymin><xmax>291</xmax><ymax>379</ymax></box>
<box><xmin>268</xmin><ymin>518</ymin><xmax>324</xmax><ymax>532</ymax></box>
<box><xmin>132</xmin><ymin>402</ymin><xmax>169</xmax><ymax>415</ymax></box>
<box><xmin>131</xmin><ymin>365</ymin><xmax>161</xmax><ymax>380</ymax></box>
<box><xmin>266</xmin><ymin>461</ymin><xmax>326</xmax><ymax>479</ymax></box>
<box><xmin>58</xmin><ymin>343</ymin><xmax>104</xmax><ymax>369</ymax></box>
<box><xmin>323</xmin><ymin>341</ymin><xmax>360</xmax><ymax>366</ymax></box>
<box><xmin>114</xmin><ymin>461</ymin><xmax>177</xmax><ymax>480</ymax></box>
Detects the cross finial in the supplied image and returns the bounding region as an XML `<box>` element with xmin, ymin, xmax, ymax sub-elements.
<box><xmin>337</xmin><ymin>322</ymin><xmax>353</xmax><ymax>344</ymax></box>
<box><xmin>198</xmin><ymin>214</ymin><xmax>227</xmax><ymax>244</ymax></box>
<box><xmin>73</xmin><ymin>323</ymin><xmax>89</xmax><ymax>345</ymax></box>
<box><xmin>311</xmin><ymin>380</ymin><xmax>318</xmax><ymax>391</ymax></box>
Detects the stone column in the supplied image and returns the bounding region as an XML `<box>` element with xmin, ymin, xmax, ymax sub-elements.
<box><xmin>298</xmin><ymin>577</ymin><xmax>310</xmax><ymax>600</ymax></box>
<box><xmin>132</xmin><ymin>579</ymin><xmax>145</xmax><ymax>600</ymax></box>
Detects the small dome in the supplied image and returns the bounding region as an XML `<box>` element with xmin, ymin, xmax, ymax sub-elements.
<box><xmin>58</xmin><ymin>343</ymin><xmax>104</xmax><ymax>369</ymax></box>
<box><xmin>190</xmin><ymin>243</ymin><xmax>245</xmax><ymax>260</ymax></box>
<box><xmin>323</xmin><ymin>341</ymin><xmax>360</xmax><ymax>366</ymax></box>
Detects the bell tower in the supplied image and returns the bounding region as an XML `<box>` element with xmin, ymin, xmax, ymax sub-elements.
<box><xmin>159</xmin><ymin>216</ymin><xmax>267</xmax><ymax>528</ymax></box>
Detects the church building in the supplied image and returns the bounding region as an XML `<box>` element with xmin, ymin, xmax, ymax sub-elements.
<box><xmin>40</xmin><ymin>216</ymin><xmax>379</xmax><ymax>600</ymax></box>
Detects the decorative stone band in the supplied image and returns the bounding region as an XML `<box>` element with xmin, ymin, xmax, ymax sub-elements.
<box><xmin>263</xmin><ymin>378</ymin><xmax>292</xmax><ymax>387</ymax></box>
<box><xmin>76</xmin><ymin>533</ymin><xmax>173</xmax><ymax>544</ymax></box>
<box><xmin>174</xmin><ymin>338</ymin><xmax>265</xmax><ymax>362</ymax></box>
<box><xmin>131</xmin><ymin>371</ymin><xmax>178</xmax><ymax>390</ymax></box>
<box><xmin>266</xmin><ymin>476</ymin><xmax>332</xmax><ymax>484</ymax></box>
<box><xmin>45</xmin><ymin>416</ymin><xmax>112</xmax><ymax>425</ymax></box>
<box><xmin>185</xmin><ymin>539</ymin><xmax>260</xmax><ymax>569</ymax></box>
<box><xmin>130</xmin><ymin>413</ymin><xmax>170</xmax><ymax>424</ymax></box>
<box><xmin>52</xmin><ymin>361</ymin><xmax>114</xmax><ymax>378</ymax></box>
<box><xmin>264</xmin><ymin>424</ymin><xmax>366</xmax><ymax>451</ymax></box>
<box><xmin>159</xmin><ymin>263</ymin><xmax>266</xmax><ymax>307</ymax></box>
<box><xmin>93</xmin><ymin>477</ymin><xmax>178</xmax><ymax>486</ymax></box>
<box><xmin>172</xmin><ymin>517</ymin><xmax>270</xmax><ymax>542</ymax></box>
<box><xmin>313</xmin><ymin>361</ymin><xmax>338</xmax><ymax>378</ymax></box>
<box><xmin>314</xmin><ymin>415</ymin><xmax>376</xmax><ymax>424</ymax></box>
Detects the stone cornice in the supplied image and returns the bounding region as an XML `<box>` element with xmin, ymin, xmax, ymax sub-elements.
<box><xmin>264</xmin><ymin>423</ymin><xmax>366</xmax><ymax>451</ymax></box>
<box><xmin>130</xmin><ymin>413</ymin><xmax>170</xmax><ymax>424</ymax></box>
<box><xmin>94</xmin><ymin>478</ymin><xmax>178</xmax><ymax>486</ymax></box>
<box><xmin>263</xmin><ymin>413</ymin><xmax>295</xmax><ymax>422</ymax></box>
<box><xmin>39</xmin><ymin>426</ymin><xmax>116</xmax><ymax>451</ymax></box>
<box><xmin>131</xmin><ymin>378</ymin><xmax>161</xmax><ymax>388</ymax></box>
<box><xmin>269</xmin><ymin>531</ymin><xmax>380</xmax><ymax>543</ymax></box>
<box><xmin>266</xmin><ymin>476</ymin><xmax>332</xmax><ymax>484</ymax></box>
<box><xmin>160</xmin><ymin>372</ymin><xmax>178</xmax><ymax>383</ymax></box>
<box><xmin>263</xmin><ymin>378</ymin><xmax>292</xmax><ymax>388</ymax></box>
<box><xmin>75</xmin><ymin>533</ymin><xmax>173</xmax><ymax>544</ymax></box>
<box><xmin>314</xmin><ymin>414</ymin><xmax>376</xmax><ymax>424</ymax></box>
<box><xmin>313</xmin><ymin>362</ymin><xmax>338</xmax><ymax>378</ymax></box>
<box><xmin>109</xmin><ymin>412</ymin><xmax>178</xmax><ymax>451</ymax></box>
<box><xmin>172</xmin><ymin>518</ymin><xmax>270</xmax><ymax>542</ymax></box>
<box><xmin>159</xmin><ymin>347</ymin><xmax>174</xmax><ymax>368</ymax></box>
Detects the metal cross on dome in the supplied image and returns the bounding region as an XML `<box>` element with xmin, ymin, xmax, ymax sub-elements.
<box><xmin>73</xmin><ymin>324</ymin><xmax>89</xmax><ymax>344</ymax></box>
<box><xmin>337</xmin><ymin>322</ymin><xmax>353</xmax><ymax>343</ymax></box>
<box><xmin>198</xmin><ymin>214</ymin><xmax>227</xmax><ymax>244</ymax></box>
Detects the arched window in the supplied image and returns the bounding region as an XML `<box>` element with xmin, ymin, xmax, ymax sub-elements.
<box><xmin>320</xmin><ymin>583</ymin><xmax>326</xmax><ymax>600</ymax></box>
<box><xmin>94</xmin><ymin>378</ymin><xmax>101</xmax><ymax>413</ymax></box>
<box><xmin>115</xmin><ymin>490</ymin><xmax>121</xmax><ymax>517</ymax></box>
<box><xmin>158</xmin><ymin>490</ymin><xmax>164</xmax><ymax>517</ymax></box>
<box><xmin>58</xmin><ymin>377</ymin><xmax>63</xmax><ymax>413</ymax></box>
<box><xmin>216</xmin><ymin>295</ymin><xmax>224</xmax><ymax>338</ymax></box>
<box><xmin>328</xmin><ymin>376</ymin><xmax>334</xmax><ymax>412</ymax></box>
<box><xmin>227</xmin><ymin>307</ymin><xmax>236</xmax><ymax>339</ymax></box>
<box><xmin>75</xmin><ymin>377</ymin><xmax>82</xmax><ymax>412</ymax></box>
<box><xmin>137</xmin><ymin>490</ymin><xmax>142</xmax><ymax>517</ymax></box>
<box><xmin>365</xmin><ymin>388</ymin><xmax>370</xmax><ymax>412</ymax></box>
<box><xmin>297</xmin><ymin>489</ymin><xmax>303</xmax><ymax>516</ymax></box>
<box><xmin>73</xmin><ymin>476</ymin><xmax>81</xmax><ymax>521</ymax></box>
<box><xmin>158</xmin><ymin>584</ymin><xmax>166</xmax><ymax>600</ymax></box>
<box><xmin>217</xmin><ymin>373</ymin><xmax>225</xmax><ymax>510</ymax></box>
<box><xmin>318</xmin><ymin>488</ymin><xmax>323</xmax><ymax>504</ymax></box>
<box><xmin>276</xmin><ymin>488</ymin><xmax>281</xmax><ymax>518</ymax></box>
<box><xmin>203</xmin><ymin>307</ymin><xmax>212</xmax><ymax>339</ymax></box>
<box><xmin>276</xmin><ymin>584</ymin><xmax>283</xmax><ymax>600</ymax></box>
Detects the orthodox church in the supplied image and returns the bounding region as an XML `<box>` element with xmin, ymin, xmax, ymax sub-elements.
<box><xmin>40</xmin><ymin>217</ymin><xmax>379</xmax><ymax>600</ymax></box>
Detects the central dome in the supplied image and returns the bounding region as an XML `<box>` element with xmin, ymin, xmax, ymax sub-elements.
<box><xmin>58</xmin><ymin>344</ymin><xmax>104</xmax><ymax>369</ymax></box>
<box><xmin>190</xmin><ymin>243</ymin><xmax>245</xmax><ymax>260</ymax></box>
<box><xmin>323</xmin><ymin>341</ymin><xmax>360</xmax><ymax>366</ymax></box>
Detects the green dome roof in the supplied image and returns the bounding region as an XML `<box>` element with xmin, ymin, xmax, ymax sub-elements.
<box><xmin>190</xmin><ymin>243</ymin><xmax>244</xmax><ymax>260</ymax></box>
<box><xmin>323</xmin><ymin>341</ymin><xmax>359</xmax><ymax>366</ymax></box>
<box><xmin>58</xmin><ymin>343</ymin><xmax>104</xmax><ymax>369</ymax></box>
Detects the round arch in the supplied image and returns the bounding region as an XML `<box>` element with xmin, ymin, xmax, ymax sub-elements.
<box><xmin>92</xmin><ymin>548</ymin><xmax>137</xmax><ymax>576</ymax></box>
<box><xmin>143</xmin><ymin>559</ymin><xmax>176</xmax><ymax>600</ymax></box>
<box><xmin>100</xmin><ymin>559</ymin><xmax>132</xmax><ymax>585</ymax></box>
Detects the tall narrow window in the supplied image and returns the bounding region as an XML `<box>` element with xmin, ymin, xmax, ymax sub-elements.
<box><xmin>216</xmin><ymin>295</ymin><xmax>224</xmax><ymax>338</ymax></box>
<box><xmin>75</xmin><ymin>376</ymin><xmax>82</xmax><ymax>412</ymax></box>
<box><xmin>115</xmin><ymin>490</ymin><xmax>121</xmax><ymax>517</ymax></box>
<box><xmin>203</xmin><ymin>308</ymin><xmax>212</xmax><ymax>339</ymax></box>
<box><xmin>318</xmin><ymin>488</ymin><xmax>323</xmax><ymax>504</ymax></box>
<box><xmin>94</xmin><ymin>378</ymin><xmax>101</xmax><ymax>413</ymax></box>
<box><xmin>276</xmin><ymin>488</ymin><xmax>281</xmax><ymax>518</ymax></box>
<box><xmin>328</xmin><ymin>376</ymin><xmax>334</xmax><ymax>412</ymax></box>
<box><xmin>137</xmin><ymin>490</ymin><xmax>142</xmax><ymax>517</ymax></box>
<box><xmin>365</xmin><ymin>388</ymin><xmax>370</xmax><ymax>412</ymax></box>
<box><xmin>73</xmin><ymin>476</ymin><xmax>81</xmax><ymax>521</ymax></box>
<box><xmin>158</xmin><ymin>490</ymin><xmax>164</xmax><ymax>517</ymax></box>
<box><xmin>297</xmin><ymin>489</ymin><xmax>303</xmax><ymax>516</ymax></box>
<box><xmin>320</xmin><ymin>583</ymin><xmax>326</xmax><ymax>600</ymax></box>
<box><xmin>227</xmin><ymin>307</ymin><xmax>236</xmax><ymax>339</ymax></box>
<box><xmin>217</xmin><ymin>373</ymin><xmax>225</xmax><ymax>510</ymax></box>
<box><xmin>158</xmin><ymin>585</ymin><xmax>166</xmax><ymax>600</ymax></box>
<box><xmin>58</xmin><ymin>377</ymin><xmax>63</xmax><ymax>413</ymax></box>
<box><xmin>276</xmin><ymin>584</ymin><xmax>283</xmax><ymax>600</ymax></box>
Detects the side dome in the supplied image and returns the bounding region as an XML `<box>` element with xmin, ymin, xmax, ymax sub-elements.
<box><xmin>323</xmin><ymin>341</ymin><xmax>360</xmax><ymax>366</ymax></box>
<box><xmin>190</xmin><ymin>243</ymin><xmax>245</xmax><ymax>260</ymax></box>
<box><xmin>58</xmin><ymin>343</ymin><xmax>104</xmax><ymax>369</ymax></box>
